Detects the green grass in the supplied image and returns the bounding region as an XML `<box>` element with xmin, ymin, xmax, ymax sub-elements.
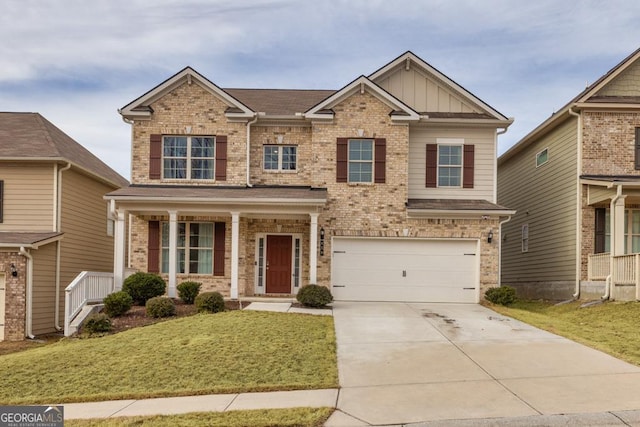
<box><xmin>0</xmin><ymin>311</ymin><xmax>338</xmax><ymax>404</ymax></box>
<box><xmin>489</xmin><ymin>300</ymin><xmax>640</xmax><ymax>365</ymax></box>
<box><xmin>66</xmin><ymin>407</ymin><xmax>333</xmax><ymax>427</ymax></box>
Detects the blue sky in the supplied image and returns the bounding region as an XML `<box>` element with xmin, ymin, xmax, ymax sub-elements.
<box><xmin>2</xmin><ymin>0</ymin><xmax>640</xmax><ymax>179</ymax></box>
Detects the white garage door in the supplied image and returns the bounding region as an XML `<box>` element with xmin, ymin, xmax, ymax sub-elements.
<box><xmin>331</xmin><ymin>238</ymin><xmax>478</xmax><ymax>303</ymax></box>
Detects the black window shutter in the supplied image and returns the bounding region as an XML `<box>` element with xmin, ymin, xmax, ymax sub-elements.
<box><xmin>148</xmin><ymin>221</ymin><xmax>160</xmax><ymax>273</ymax></box>
<box><xmin>425</xmin><ymin>144</ymin><xmax>437</xmax><ymax>187</ymax></box>
<box><xmin>336</xmin><ymin>138</ymin><xmax>348</xmax><ymax>182</ymax></box>
<box><xmin>214</xmin><ymin>222</ymin><xmax>226</xmax><ymax>276</ymax></box>
<box><xmin>635</xmin><ymin>128</ymin><xmax>640</xmax><ymax>170</ymax></box>
<box><xmin>215</xmin><ymin>135</ymin><xmax>228</xmax><ymax>181</ymax></box>
<box><xmin>594</xmin><ymin>208</ymin><xmax>606</xmax><ymax>253</ymax></box>
<box><xmin>463</xmin><ymin>144</ymin><xmax>475</xmax><ymax>188</ymax></box>
<box><xmin>0</xmin><ymin>180</ymin><xmax>3</xmax><ymax>223</ymax></box>
<box><xmin>374</xmin><ymin>138</ymin><xmax>386</xmax><ymax>183</ymax></box>
<box><xmin>149</xmin><ymin>135</ymin><xmax>162</xmax><ymax>179</ymax></box>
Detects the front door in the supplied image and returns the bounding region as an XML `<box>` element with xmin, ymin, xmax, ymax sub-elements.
<box><xmin>266</xmin><ymin>235</ymin><xmax>292</xmax><ymax>293</ymax></box>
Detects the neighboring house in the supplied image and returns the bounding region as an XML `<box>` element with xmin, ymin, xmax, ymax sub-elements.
<box><xmin>498</xmin><ymin>47</ymin><xmax>640</xmax><ymax>301</ymax></box>
<box><xmin>0</xmin><ymin>113</ymin><xmax>128</xmax><ymax>340</ymax></box>
<box><xmin>106</xmin><ymin>51</ymin><xmax>514</xmax><ymax>305</ymax></box>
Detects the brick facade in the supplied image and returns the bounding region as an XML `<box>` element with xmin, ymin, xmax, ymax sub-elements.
<box><xmin>0</xmin><ymin>252</ymin><xmax>26</xmax><ymax>341</ymax></box>
<box><xmin>582</xmin><ymin>111</ymin><xmax>640</xmax><ymax>176</ymax></box>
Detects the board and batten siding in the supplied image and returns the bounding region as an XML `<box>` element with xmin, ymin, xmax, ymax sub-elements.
<box><xmin>0</xmin><ymin>162</ymin><xmax>55</xmax><ymax>231</ymax></box>
<box><xmin>374</xmin><ymin>67</ymin><xmax>481</xmax><ymax>114</ymax></box>
<box><xmin>31</xmin><ymin>242</ymin><xmax>57</xmax><ymax>335</ymax></box>
<box><xmin>59</xmin><ymin>169</ymin><xmax>116</xmax><ymax>291</ymax></box>
<box><xmin>409</xmin><ymin>127</ymin><xmax>496</xmax><ymax>201</ymax></box>
<box><xmin>498</xmin><ymin>118</ymin><xmax>578</xmax><ymax>292</ymax></box>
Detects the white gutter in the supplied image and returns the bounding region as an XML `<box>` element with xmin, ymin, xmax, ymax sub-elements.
<box><xmin>19</xmin><ymin>246</ymin><xmax>35</xmax><ymax>339</ymax></box>
<box><xmin>54</xmin><ymin>162</ymin><xmax>71</xmax><ymax>330</ymax></box>
<box><xmin>494</xmin><ymin>127</ymin><xmax>509</xmax><ymax>204</ymax></box>
<box><xmin>568</xmin><ymin>107</ymin><xmax>582</xmax><ymax>299</ymax></box>
<box><xmin>498</xmin><ymin>215</ymin><xmax>512</xmax><ymax>287</ymax></box>
<box><xmin>246</xmin><ymin>113</ymin><xmax>260</xmax><ymax>187</ymax></box>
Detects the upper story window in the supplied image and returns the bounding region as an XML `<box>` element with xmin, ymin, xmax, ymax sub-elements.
<box><xmin>438</xmin><ymin>144</ymin><xmax>462</xmax><ymax>187</ymax></box>
<box><xmin>264</xmin><ymin>145</ymin><xmax>297</xmax><ymax>171</ymax></box>
<box><xmin>348</xmin><ymin>139</ymin><xmax>373</xmax><ymax>183</ymax></box>
<box><xmin>163</xmin><ymin>136</ymin><xmax>214</xmax><ymax>180</ymax></box>
<box><xmin>536</xmin><ymin>148</ymin><xmax>549</xmax><ymax>168</ymax></box>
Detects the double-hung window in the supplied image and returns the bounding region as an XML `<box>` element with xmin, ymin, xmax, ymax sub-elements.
<box><xmin>263</xmin><ymin>145</ymin><xmax>297</xmax><ymax>171</ymax></box>
<box><xmin>348</xmin><ymin>139</ymin><xmax>373</xmax><ymax>183</ymax></box>
<box><xmin>438</xmin><ymin>144</ymin><xmax>462</xmax><ymax>187</ymax></box>
<box><xmin>161</xmin><ymin>222</ymin><xmax>214</xmax><ymax>274</ymax></box>
<box><xmin>163</xmin><ymin>136</ymin><xmax>214</xmax><ymax>179</ymax></box>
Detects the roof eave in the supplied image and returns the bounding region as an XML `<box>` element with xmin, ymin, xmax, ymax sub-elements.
<box><xmin>406</xmin><ymin>208</ymin><xmax>516</xmax><ymax>219</ymax></box>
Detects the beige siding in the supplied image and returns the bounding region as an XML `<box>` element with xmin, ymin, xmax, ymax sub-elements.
<box><xmin>31</xmin><ymin>242</ymin><xmax>57</xmax><ymax>335</ymax></box>
<box><xmin>498</xmin><ymin>118</ymin><xmax>578</xmax><ymax>283</ymax></box>
<box><xmin>59</xmin><ymin>169</ymin><xmax>115</xmax><ymax>292</ymax></box>
<box><xmin>597</xmin><ymin>60</ymin><xmax>640</xmax><ymax>97</ymax></box>
<box><xmin>375</xmin><ymin>67</ymin><xmax>479</xmax><ymax>113</ymax></box>
<box><xmin>0</xmin><ymin>162</ymin><xmax>54</xmax><ymax>231</ymax></box>
<box><xmin>408</xmin><ymin>127</ymin><xmax>496</xmax><ymax>201</ymax></box>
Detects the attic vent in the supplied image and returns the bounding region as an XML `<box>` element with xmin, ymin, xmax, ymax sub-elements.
<box><xmin>405</xmin><ymin>58</ymin><xmax>411</xmax><ymax>71</ymax></box>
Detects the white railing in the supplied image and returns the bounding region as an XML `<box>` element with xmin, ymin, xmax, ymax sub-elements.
<box><xmin>588</xmin><ymin>252</ymin><xmax>610</xmax><ymax>280</ymax></box>
<box><xmin>64</xmin><ymin>271</ymin><xmax>114</xmax><ymax>336</ymax></box>
<box><xmin>612</xmin><ymin>254</ymin><xmax>640</xmax><ymax>286</ymax></box>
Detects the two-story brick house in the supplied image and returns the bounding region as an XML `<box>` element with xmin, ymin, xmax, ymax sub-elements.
<box><xmin>106</xmin><ymin>51</ymin><xmax>514</xmax><ymax>303</ymax></box>
<box><xmin>0</xmin><ymin>112</ymin><xmax>128</xmax><ymax>340</ymax></box>
<box><xmin>498</xmin><ymin>47</ymin><xmax>640</xmax><ymax>301</ymax></box>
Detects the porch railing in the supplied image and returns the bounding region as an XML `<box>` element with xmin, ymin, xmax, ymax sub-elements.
<box><xmin>64</xmin><ymin>271</ymin><xmax>114</xmax><ymax>336</ymax></box>
<box><xmin>612</xmin><ymin>254</ymin><xmax>640</xmax><ymax>286</ymax></box>
<box><xmin>587</xmin><ymin>252</ymin><xmax>610</xmax><ymax>280</ymax></box>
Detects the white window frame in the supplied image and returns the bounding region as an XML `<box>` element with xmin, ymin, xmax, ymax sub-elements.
<box><xmin>348</xmin><ymin>139</ymin><xmax>374</xmax><ymax>183</ymax></box>
<box><xmin>436</xmin><ymin>138</ymin><xmax>464</xmax><ymax>188</ymax></box>
<box><xmin>522</xmin><ymin>224</ymin><xmax>529</xmax><ymax>253</ymax></box>
<box><xmin>263</xmin><ymin>145</ymin><xmax>298</xmax><ymax>171</ymax></box>
<box><xmin>254</xmin><ymin>233</ymin><xmax>303</xmax><ymax>295</ymax></box>
<box><xmin>536</xmin><ymin>148</ymin><xmax>549</xmax><ymax>168</ymax></box>
<box><xmin>162</xmin><ymin>136</ymin><xmax>215</xmax><ymax>180</ymax></box>
<box><xmin>604</xmin><ymin>209</ymin><xmax>640</xmax><ymax>254</ymax></box>
<box><xmin>161</xmin><ymin>221</ymin><xmax>214</xmax><ymax>275</ymax></box>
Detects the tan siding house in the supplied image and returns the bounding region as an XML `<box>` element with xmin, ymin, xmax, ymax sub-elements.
<box><xmin>0</xmin><ymin>113</ymin><xmax>127</xmax><ymax>340</ymax></box>
<box><xmin>498</xmin><ymin>47</ymin><xmax>640</xmax><ymax>301</ymax></box>
<box><xmin>107</xmin><ymin>51</ymin><xmax>514</xmax><ymax>305</ymax></box>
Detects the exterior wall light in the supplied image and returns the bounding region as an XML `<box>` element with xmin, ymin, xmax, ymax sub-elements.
<box><xmin>319</xmin><ymin>227</ymin><xmax>325</xmax><ymax>256</ymax></box>
<box><xmin>487</xmin><ymin>230</ymin><xmax>493</xmax><ymax>244</ymax></box>
<box><xmin>10</xmin><ymin>263</ymin><xmax>17</xmax><ymax>277</ymax></box>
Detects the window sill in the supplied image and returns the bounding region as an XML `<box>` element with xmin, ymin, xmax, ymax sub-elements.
<box><xmin>263</xmin><ymin>170</ymin><xmax>298</xmax><ymax>174</ymax></box>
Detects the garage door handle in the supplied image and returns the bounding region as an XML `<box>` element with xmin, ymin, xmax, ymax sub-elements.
<box><xmin>464</xmin><ymin>253</ymin><xmax>476</xmax><ymax>256</ymax></box>
<box><xmin>402</xmin><ymin>270</ymin><xmax>406</xmax><ymax>277</ymax></box>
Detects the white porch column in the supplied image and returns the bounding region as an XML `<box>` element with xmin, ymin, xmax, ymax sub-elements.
<box><xmin>611</xmin><ymin>194</ymin><xmax>627</xmax><ymax>256</ymax></box>
<box><xmin>168</xmin><ymin>210</ymin><xmax>178</xmax><ymax>297</ymax></box>
<box><xmin>309</xmin><ymin>213</ymin><xmax>319</xmax><ymax>285</ymax></box>
<box><xmin>231</xmin><ymin>212</ymin><xmax>240</xmax><ymax>299</ymax></box>
<box><xmin>113</xmin><ymin>210</ymin><xmax>126</xmax><ymax>291</ymax></box>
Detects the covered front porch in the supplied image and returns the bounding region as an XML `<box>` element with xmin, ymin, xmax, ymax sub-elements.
<box><xmin>584</xmin><ymin>176</ymin><xmax>640</xmax><ymax>300</ymax></box>
<box><xmin>105</xmin><ymin>186</ymin><xmax>327</xmax><ymax>299</ymax></box>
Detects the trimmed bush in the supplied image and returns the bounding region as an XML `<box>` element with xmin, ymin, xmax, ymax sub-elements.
<box><xmin>83</xmin><ymin>313</ymin><xmax>112</xmax><ymax>334</ymax></box>
<box><xmin>195</xmin><ymin>291</ymin><xmax>225</xmax><ymax>313</ymax></box>
<box><xmin>122</xmin><ymin>272</ymin><xmax>166</xmax><ymax>305</ymax></box>
<box><xmin>296</xmin><ymin>285</ymin><xmax>333</xmax><ymax>308</ymax></box>
<box><xmin>146</xmin><ymin>297</ymin><xmax>176</xmax><ymax>318</ymax></box>
<box><xmin>177</xmin><ymin>281</ymin><xmax>202</xmax><ymax>304</ymax></box>
<box><xmin>103</xmin><ymin>291</ymin><xmax>133</xmax><ymax>317</ymax></box>
<box><xmin>485</xmin><ymin>286</ymin><xmax>517</xmax><ymax>306</ymax></box>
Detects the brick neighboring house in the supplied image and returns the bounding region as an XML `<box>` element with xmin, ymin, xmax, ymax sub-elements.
<box><xmin>498</xmin><ymin>47</ymin><xmax>640</xmax><ymax>301</ymax></box>
<box><xmin>0</xmin><ymin>113</ymin><xmax>128</xmax><ymax>340</ymax></box>
<box><xmin>106</xmin><ymin>51</ymin><xmax>514</xmax><ymax>303</ymax></box>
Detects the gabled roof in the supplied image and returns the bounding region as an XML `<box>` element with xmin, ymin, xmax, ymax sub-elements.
<box><xmin>370</xmin><ymin>51</ymin><xmax>511</xmax><ymax>122</ymax></box>
<box><xmin>119</xmin><ymin>67</ymin><xmax>255</xmax><ymax>119</ymax></box>
<box><xmin>500</xmin><ymin>47</ymin><xmax>640</xmax><ymax>164</ymax></box>
<box><xmin>0</xmin><ymin>231</ymin><xmax>63</xmax><ymax>248</ymax></box>
<box><xmin>0</xmin><ymin>112</ymin><xmax>128</xmax><ymax>187</ymax></box>
<box><xmin>305</xmin><ymin>75</ymin><xmax>420</xmax><ymax>121</ymax></box>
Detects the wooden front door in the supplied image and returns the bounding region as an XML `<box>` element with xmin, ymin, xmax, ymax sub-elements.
<box><xmin>266</xmin><ymin>235</ymin><xmax>292</xmax><ymax>293</ymax></box>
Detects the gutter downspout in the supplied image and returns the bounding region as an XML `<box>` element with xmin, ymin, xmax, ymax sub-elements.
<box><xmin>568</xmin><ymin>107</ymin><xmax>582</xmax><ymax>299</ymax></box>
<box><xmin>246</xmin><ymin>113</ymin><xmax>260</xmax><ymax>187</ymax></box>
<box><xmin>20</xmin><ymin>246</ymin><xmax>35</xmax><ymax>339</ymax></box>
<box><xmin>604</xmin><ymin>184</ymin><xmax>624</xmax><ymax>300</ymax></box>
<box><xmin>54</xmin><ymin>162</ymin><xmax>71</xmax><ymax>331</ymax></box>
<box><xmin>498</xmin><ymin>215</ymin><xmax>512</xmax><ymax>287</ymax></box>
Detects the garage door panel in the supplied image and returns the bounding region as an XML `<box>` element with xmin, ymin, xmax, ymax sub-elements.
<box><xmin>331</xmin><ymin>238</ymin><xmax>478</xmax><ymax>303</ymax></box>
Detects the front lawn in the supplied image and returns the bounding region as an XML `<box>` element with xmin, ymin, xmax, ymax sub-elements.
<box><xmin>489</xmin><ymin>300</ymin><xmax>640</xmax><ymax>365</ymax></box>
<box><xmin>0</xmin><ymin>311</ymin><xmax>338</xmax><ymax>404</ymax></box>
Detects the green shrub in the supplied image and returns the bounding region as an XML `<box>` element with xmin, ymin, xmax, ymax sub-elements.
<box><xmin>83</xmin><ymin>313</ymin><xmax>112</xmax><ymax>334</ymax></box>
<box><xmin>195</xmin><ymin>291</ymin><xmax>225</xmax><ymax>313</ymax></box>
<box><xmin>103</xmin><ymin>291</ymin><xmax>133</xmax><ymax>317</ymax></box>
<box><xmin>485</xmin><ymin>286</ymin><xmax>517</xmax><ymax>306</ymax></box>
<box><xmin>146</xmin><ymin>297</ymin><xmax>176</xmax><ymax>318</ymax></box>
<box><xmin>296</xmin><ymin>285</ymin><xmax>333</xmax><ymax>308</ymax></box>
<box><xmin>122</xmin><ymin>272</ymin><xmax>166</xmax><ymax>305</ymax></box>
<box><xmin>177</xmin><ymin>281</ymin><xmax>202</xmax><ymax>304</ymax></box>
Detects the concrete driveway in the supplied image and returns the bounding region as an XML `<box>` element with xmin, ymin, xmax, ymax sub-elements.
<box><xmin>327</xmin><ymin>302</ymin><xmax>640</xmax><ymax>426</ymax></box>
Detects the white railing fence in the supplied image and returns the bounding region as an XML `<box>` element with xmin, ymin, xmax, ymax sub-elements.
<box><xmin>587</xmin><ymin>252</ymin><xmax>610</xmax><ymax>280</ymax></box>
<box><xmin>64</xmin><ymin>271</ymin><xmax>114</xmax><ymax>336</ymax></box>
<box><xmin>612</xmin><ymin>254</ymin><xmax>640</xmax><ymax>286</ymax></box>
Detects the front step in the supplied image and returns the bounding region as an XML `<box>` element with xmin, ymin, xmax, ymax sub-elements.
<box><xmin>66</xmin><ymin>304</ymin><xmax>103</xmax><ymax>336</ymax></box>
